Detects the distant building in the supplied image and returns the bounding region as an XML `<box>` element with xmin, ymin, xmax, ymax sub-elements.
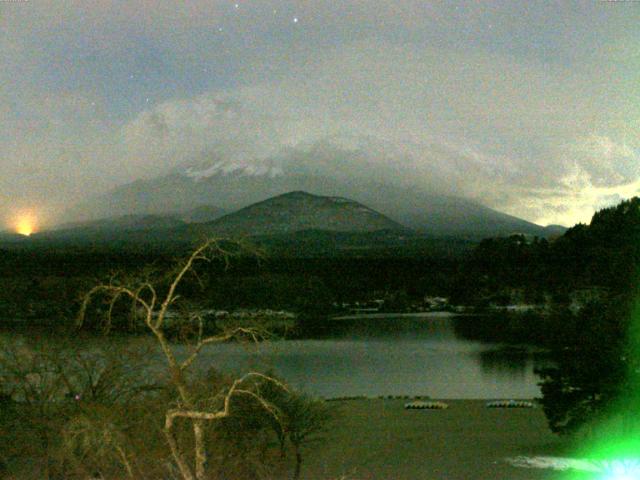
<box><xmin>423</xmin><ymin>296</ymin><xmax>449</xmax><ymax>310</ymax></box>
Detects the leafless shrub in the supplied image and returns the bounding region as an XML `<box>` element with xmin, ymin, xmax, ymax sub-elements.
<box><xmin>62</xmin><ymin>405</ymin><xmax>135</xmax><ymax>478</ymax></box>
<box><xmin>0</xmin><ymin>337</ymin><xmax>162</xmax><ymax>479</ymax></box>
<box><xmin>78</xmin><ymin>239</ymin><xmax>289</xmax><ymax>480</ymax></box>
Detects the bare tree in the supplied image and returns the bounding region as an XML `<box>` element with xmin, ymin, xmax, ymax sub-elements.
<box><xmin>77</xmin><ymin>239</ymin><xmax>287</xmax><ymax>480</ymax></box>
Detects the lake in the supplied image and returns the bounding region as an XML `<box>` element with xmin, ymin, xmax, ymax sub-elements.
<box><xmin>0</xmin><ymin>313</ymin><xmax>549</xmax><ymax>400</ymax></box>
<box><xmin>177</xmin><ymin>313</ymin><xmax>548</xmax><ymax>399</ymax></box>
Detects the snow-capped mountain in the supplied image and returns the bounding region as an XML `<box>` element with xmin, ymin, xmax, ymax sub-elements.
<box><xmin>184</xmin><ymin>159</ymin><xmax>284</xmax><ymax>181</ymax></box>
<box><xmin>67</xmin><ymin>140</ymin><xmax>551</xmax><ymax>238</ymax></box>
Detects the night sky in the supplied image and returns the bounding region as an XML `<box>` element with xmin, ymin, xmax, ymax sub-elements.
<box><xmin>1</xmin><ymin>1</ymin><xmax>638</xmax><ymax>230</ymax></box>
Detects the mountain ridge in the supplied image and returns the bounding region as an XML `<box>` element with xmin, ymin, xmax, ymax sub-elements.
<box><xmin>67</xmin><ymin>170</ymin><xmax>555</xmax><ymax>238</ymax></box>
<box><xmin>197</xmin><ymin>191</ymin><xmax>407</xmax><ymax>236</ymax></box>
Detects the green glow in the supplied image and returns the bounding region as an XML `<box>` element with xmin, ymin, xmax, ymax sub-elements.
<box><xmin>557</xmin><ymin>298</ymin><xmax>640</xmax><ymax>480</ymax></box>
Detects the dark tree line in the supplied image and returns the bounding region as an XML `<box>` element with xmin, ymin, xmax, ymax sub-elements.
<box><xmin>464</xmin><ymin>197</ymin><xmax>640</xmax><ymax>434</ymax></box>
<box><xmin>0</xmin><ymin>242</ymin><xmax>461</xmax><ymax>330</ymax></box>
<box><xmin>453</xmin><ymin>197</ymin><xmax>640</xmax><ymax>305</ymax></box>
<box><xmin>536</xmin><ymin>295</ymin><xmax>636</xmax><ymax>434</ymax></box>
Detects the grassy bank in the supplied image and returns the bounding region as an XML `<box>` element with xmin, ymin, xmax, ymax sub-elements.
<box><xmin>304</xmin><ymin>399</ymin><xmax>572</xmax><ymax>480</ymax></box>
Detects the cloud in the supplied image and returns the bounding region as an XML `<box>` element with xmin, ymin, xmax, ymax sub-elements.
<box><xmin>120</xmin><ymin>95</ymin><xmax>283</xmax><ymax>176</ymax></box>
<box><xmin>507</xmin><ymin>137</ymin><xmax>640</xmax><ymax>225</ymax></box>
<box><xmin>499</xmin><ymin>162</ymin><xmax>640</xmax><ymax>227</ymax></box>
<box><xmin>564</xmin><ymin>136</ymin><xmax>640</xmax><ymax>188</ymax></box>
<box><xmin>1</xmin><ymin>1</ymin><xmax>638</xmax><ymax>228</ymax></box>
<box><xmin>114</xmin><ymin>39</ymin><xmax>640</xmax><ymax>227</ymax></box>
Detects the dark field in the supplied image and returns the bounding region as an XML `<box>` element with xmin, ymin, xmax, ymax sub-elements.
<box><xmin>305</xmin><ymin>399</ymin><xmax>570</xmax><ymax>480</ymax></box>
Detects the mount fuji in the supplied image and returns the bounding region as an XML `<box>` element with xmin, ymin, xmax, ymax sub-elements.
<box><xmin>68</xmin><ymin>142</ymin><xmax>557</xmax><ymax>239</ymax></box>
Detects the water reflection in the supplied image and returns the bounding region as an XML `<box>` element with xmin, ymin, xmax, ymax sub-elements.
<box><xmin>0</xmin><ymin>314</ymin><xmax>550</xmax><ymax>399</ymax></box>
<box><xmin>477</xmin><ymin>347</ymin><xmax>550</xmax><ymax>379</ymax></box>
<box><xmin>324</xmin><ymin>314</ymin><xmax>456</xmax><ymax>340</ymax></box>
<box><xmin>187</xmin><ymin>314</ymin><xmax>547</xmax><ymax>399</ymax></box>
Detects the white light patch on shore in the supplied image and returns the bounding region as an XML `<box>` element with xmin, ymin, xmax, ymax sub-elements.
<box><xmin>506</xmin><ymin>456</ymin><xmax>600</xmax><ymax>472</ymax></box>
<box><xmin>507</xmin><ymin>456</ymin><xmax>640</xmax><ymax>477</ymax></box>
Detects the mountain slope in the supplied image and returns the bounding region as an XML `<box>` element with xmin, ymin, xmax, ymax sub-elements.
<box><xmin>53</xmin><ymin>214</ymin><xmax>185</xmax><ymax>233</ymax></box>
<box><xmin>181</xmin><ymin>205</ymin><xmax>227</xmax><ymax>223</ymax></box>
<box><xmin>200</xmin><ymin>191</ymin><xmax>406</xmax><ymax>236</ymax></box>
<box><xmin>67</xmin><ymin>142</ymin><xmax>551</xmax><ymax>238</ymax></box>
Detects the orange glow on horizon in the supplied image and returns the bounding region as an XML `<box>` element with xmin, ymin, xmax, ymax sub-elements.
<box><xmin>13</xmin><ymin>213</ymin><xmax>37</xmax><ymax>236</ymax></box>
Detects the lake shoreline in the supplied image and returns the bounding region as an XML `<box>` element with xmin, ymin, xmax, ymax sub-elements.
<box><xmin>330</xmin><ymin>310</ymin><xmax>462</xmax><ymax>320</ymax></box>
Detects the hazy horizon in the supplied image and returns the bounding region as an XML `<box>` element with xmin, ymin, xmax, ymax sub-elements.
<box><xmin>1</xmin><ymin>1</ymin><xmax>638</xmax><ymax>232</ymax></box>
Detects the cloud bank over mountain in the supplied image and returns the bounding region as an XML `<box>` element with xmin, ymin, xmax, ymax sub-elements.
<box><xmin>1</xmin><ymin>1</ymin><xmax>638</xmax><ymax>228</ymax></box>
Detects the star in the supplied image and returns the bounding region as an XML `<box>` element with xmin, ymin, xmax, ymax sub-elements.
<box><xmin>234</xmin><ymin>3</ymin><xmax>239</xmax><ymax>8</ymax></box>
<box><xmin>293</xmin><ymin>17</ymin><xmax>299</xmax><ymax>23</ymax></box>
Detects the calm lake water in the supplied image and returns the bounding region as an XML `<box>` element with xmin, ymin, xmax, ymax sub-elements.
<box><xmin>1</xmin><ymin>313</ymin><xmax>549</xmax><ymax>399</ymax></box>
<box><xmin>179</xmin><ymin>313</ymin><xmax>548</xmax><ymax>399</ymax></box>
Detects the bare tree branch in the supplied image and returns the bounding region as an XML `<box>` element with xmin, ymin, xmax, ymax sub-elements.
<box><xmin>179</xmin><ymin>327</ymin><xmax>267</xmax><ymax>371</ymax></box>
<box><xmin>76</xmin><ymin>239</ymin><xmax>284</xmax><ymax>480</ymax></box>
